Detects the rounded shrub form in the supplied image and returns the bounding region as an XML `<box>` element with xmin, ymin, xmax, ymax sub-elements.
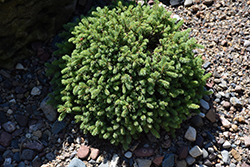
<box><xmin>46</xmin><ymin>1</ymin><xmax>211</xmax><ymax>149</ymax></box>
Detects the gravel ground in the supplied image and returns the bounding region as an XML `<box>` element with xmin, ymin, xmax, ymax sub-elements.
<box><xmin>0</xmin><ymin>0</ymin><xmax>250</xmax><ymax>167</ymax></box>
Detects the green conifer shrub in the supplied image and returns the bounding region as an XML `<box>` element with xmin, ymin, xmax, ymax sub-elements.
<box><xmin>46</xmin><ymin>1</ymin><xmax>211</xmax><ymax>149</ymax></box>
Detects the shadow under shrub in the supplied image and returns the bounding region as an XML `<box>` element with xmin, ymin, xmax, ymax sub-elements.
<box><xmin>45</xmin><ymin>0</ymin><xmax>211</xmax><ymax>149</ymax></box>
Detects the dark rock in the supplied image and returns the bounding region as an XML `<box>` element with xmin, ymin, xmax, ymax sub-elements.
<box><xmin>0</xmin><ymin>145</ymin><xmax>6</xmax><ymax>152</ymax></box>
<box><xmin>0</xmin><ymin>0</ymin><xmax>78</xmax><ymax>69</ymax></box>
<box><xmin>133</xmin><ymin>147</ymin><xmax>155</xmax><ymax>157</ymax></box>
<box><xmin>25</xmin><ymin>141</ymin><xmax>44</xmax><ymax>152</ymax></box>
<box><xmin>162</xmin><ymin>153</ymin><xmax>175</xmax><ymax>167</ymax></box>
<box><xmin>51</xmin><ymin>120</ymin><xmax>67</xmax><ymax>134</ymax></box>
<box><xmin>206</xmin><ymin>132</ymin><xmax>216</xmax><ymax>143</ymax></box>
<box><xmin>0</xmin><ymin>132</ymin><xmax>12</xmax><ymax>147</ymax></box>
<box><xmin>0</xmin><ymin>112</ymin><xmax>8</xmax><ymax>124</ymax></box>
<box><xmin>195</xmin><ymin>136</ymin><xmax>204</xmax><ymax>148</ymax></box>
<box><xmin>14</xmin><ymin>115</ymin><xmax>29</xmax><ymax>127</ymax></box>
<box><xmin>17</xmin><ymin>161</ymin><xmax>26</xmax><ymax>167</ymax></box>
<box><xmin>15</xmin><ymin>86</ymin><xmax>26</xmax><ymax>94</ymax></box>
<box><xmin>11</xmin><ymin>140</ymin><xmax>19</xmax><ymax>149</ymax></box>
<box><xmin>32</xmin><ymin>158</ymin><xmax>42</xmax><ymax>167</ymax></box>
<box><xmin>2</xmin><ymin>121</ymin><xmax>16</xmax><ymax>133</ymax></box>
<box><xmin>12</xmin><ymin>128</ymin><xmax>24</xmax><ymax>137</ymax></box>
<box><xmin>45</xmin><ymin>152</ymin><xmax>55</xmax><ymax>161</ymax></box>
<box><xmin>21</xmin><ymin>149</ymin><xmax>35</xmax><ymax>160</ymax></box>
<box><xmin>178</xmin><ymin>146</ymin><xmax>188</xmax><ymax>159</ymax></box>
<box><xmin>2</xmin><ymin>80</ymin><xmax>13</xmax><ymax>90</ymax></box>
<box><xmin>2</xmin><ymin>150</ymin><xmax>14</xmax><ymax>159</ymax></box>
<box><xmin>13</xmin><ymin>152</ymin><xmax>21</xmax><ymax>163</ymax></box>
<box><xmin>0</xmin><ymin>155</ymin><xmax>3</xmax><ymax>165</ymax></box>
<box><xmin>190</xmin><ymin>115</ymin><xmax>204</xmax><ymax>127</ymax></box>
<box><xmin>170</xmin><ymin>0</ymin><xmax>184</xmax><ymax>6</ymax></box>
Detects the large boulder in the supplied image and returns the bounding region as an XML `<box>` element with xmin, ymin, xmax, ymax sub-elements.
<box><xmin>0</xmin><ymin>0</ymin><xmax>77</xmax><ymax>69</ymax></box>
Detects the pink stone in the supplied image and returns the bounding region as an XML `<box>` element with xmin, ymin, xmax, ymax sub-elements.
<box><xmin>90</xmin><ymin>148</ymin><xmax>99</xmax><ymax>160</ymax></box>
<box><xmin>77</xmin><ymin>145</ymin><xmax>90</xmax><ymax>159</ymax></box>
<box><xmin>220</xmin><ymin>116</ymin><xmax>231</xmax><ymax>128</ymax></box>
<box><xmin>241</xmin><ymin>162</ymin><xmax>250</xmax><ymax>167</ymax></box>
<box><xmin>222</xmin><ymin>101</ymin><xmax>231</xmax><ymax>108</ymax></box>
<box><xmin>133</xmin><ymin>147</ymin><xmax>155</xmax><ymax>157</ymax></box>
<box><xmin>244</xmin><ymin>136</ymin><xmax>250</xmax><ymax>147</ymax></box>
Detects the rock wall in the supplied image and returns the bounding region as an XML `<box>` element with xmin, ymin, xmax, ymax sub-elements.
<box><xmin>0</xmin><ymin>0</ymin><xmax>77</xmax><ymax>69</ymax></box>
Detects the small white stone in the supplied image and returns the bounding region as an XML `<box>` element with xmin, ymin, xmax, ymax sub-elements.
<box><xmin>31</xmin><ymin>87</ymin><xmax>41</xmax><ymax>96</ymax></box>
<box><xmin>136</xmin><ymin>158</ymin><xmax>152</xmax><ymax>167</ymax></box>
<box><xmin>3</xmin><ymin>158</ymin><xmax>12</xmax><ymax>166</ymax></box>
<box><xmin>184</xmin><ymin>126</ymin><xmax>197</xmax><ymax>141</ymax></box>
<box><xmin>222</xmin><ymin>141</ymin><xmax>231</xmax><ymax>149</ymax></box>
<box><xmin>200</xmin><ymin>99</ymin><xmax>210</xmax><ymax>110</ymax></box>
<box><xmin>7</xmin><ymin>109</ymin><xmax>13</xmax><ymax>114</ymax></box>
<box><xmin>110</xmin><ymin>154</ymin><xmax>119</xmax><ymax>167</ymax></box>
<box><xmin>189</xmin><ymin>145</ymin><xmax>203</xmax><ymax>158</ymax></box>
<box><xmin>15</xmin><ymin>63</ymin><xmax>25</xmax><ymax>70</ymax></box>
<box><xmin>244</xmin><ymin>40</ymin><xmax>250</xmax><ymax>47</ymax></box>
<box><xmin>184</xmin><ymin>0</ymin><xmax>193</xmax><ymax>6</ymax></box>
<box><xmin>124</xmin><ymin>151</ymin><xmax>132</xmax><ymax>158</ymax></box>
<box><xmin>9</xmin><ymin>99</ymin><xmax>16</xmax><ymax>104</ymax></box>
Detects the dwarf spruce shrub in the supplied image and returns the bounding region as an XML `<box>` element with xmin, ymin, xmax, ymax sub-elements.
<box><xmin>46</xmin><ymin>1</ymin><xmax>211</xmax><ymax>149</ymax></box>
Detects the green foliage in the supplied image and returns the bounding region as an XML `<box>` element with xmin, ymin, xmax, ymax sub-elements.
<box><xmin>46</xmin><ymin>0</ymin><xmax>211</xmax><ymax>150</ymax></box>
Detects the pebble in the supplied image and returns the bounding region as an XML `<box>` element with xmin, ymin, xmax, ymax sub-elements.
<box><xmin>220</xmin><ymin>116</ymin><xmax>231</xmax><ymax>128</ymax></box>
<box><xmin>0</xmin><ymin>132</ymin><xmax>12</xmax><ymax>147</ymax></box>
<box><xmin>178</xmin><ymin>146</ymin><xmax>188</xmax><ymax>159</ymax></box>
<box><xmin>51</xmin><ymin>120</ymin><xmax>67</xmax><ymax>134</ymax></box>
<box><xmin>25</xmin><ymin>141</ymin><xmax>44</xmax><ymax>152</ymax></box>
<box><xmin>244</xmin><ymin>40</ymin><xmax>250</xmax><ymax>47</ymax></box>
<box><xmin>133</xmin><ymin>147</ymin><xmax>154</xmax><ymax>157</ymax></box>
<box><xmin>230</xmin><ymin>149</ymin><xmax>242</xmax><ymax>161</ymax></box>
<box><xmin>162</xmin><ymin>153</ymin><xmax>174</xmax><ymax>167</ymax></box>
<box><xmin>202</xmin><ymin>148</ymin><xmax>209</xmax><ymax>159</ymax></box>
<box><xmin>184</xmin><ymin>0</ymin><xmax>193</xmax><ymax>6</ymax></box>
<box><xmin>40</xmin><ymin>96</ymin><xmax>58</xmax><ymax>122</ymax></box>
<box><xmin>110</xmin><ymin>154</ymin><xmax>119</xmax><ymax>167</ymax></box>
<box><xmin>205</xmin><ymin>109</ymin><xmax>216</xmax><ymax>123</ymax></box>
<box><xmin>200</xmin><ymin>99</ymin><xmax>210</xmax><ymax>110</ymax></box>
<box><xmin>2</xmin><ymin>121</ymin><xmax>16</xmax><ymax>133</ymax></box>
<box><xmin>186</xmin><ymin>155</ymin><xmax>195</xmax><ymax>165</ymax></box>
<box><xmin>124</xmin><ymin>151</ymin><xmax>132</xmax><ymax>159</ymax></box>
<box><xmin>77</xmin><ymin>145</ymin><xmax>90</xmax><ymax>159</ymax></box>
<box><xmin>136</xmin><ymin>158</ymin><xmax>152</xmax><ymax>167</ymax></box>
<box><xmin>189</xmin><ymin>145</ymin><xmax>203</xmax><ymax>158</ymax></box>
<box><xmin>15</xmin><ymin>63</ymin><xmax>25</xmax><ymax>70</ymax></box>
<box><xmin>21</xmin><ymin>149</ymin><xmax>35</xmax><ymax>160</ymax></box>
<box><xmin>45</xmin><ymin>152</ymin><xmax>55</xmax><ymax>161</ymax></box>
<box><xmin>68</xmin><ymin>158</ymin><xmax>86</xmax><ymax>167</ymax></box>
<box><xmin>31</xmin><ymin>87</ymin><xmax>41</xmax><ymax>96</ymax></box>
<box><xmin>230</xmin><ymin>97</ymin><xmax>242</xmax><ymax>107</ymax></box>
<box><xmin>176</xmin><ymin>159</ymin><xmax>187</xmax><ymax>167</ymax></box>
<box><xmin>184</xmin><ymin>126</ymin><xmax>197</xmax><ymax>141</ymax></box>
<box><xmin>222</xmin><ymin>141</ymin><xmax>231</xmax><ymax>149</ymax></box>
<box><xmin>153</xmin><ymin>156</ymin><xmax>164</xmax><ymax>166</ymax></box>
<box><xmin>90</xmin><ymin>148</ymin><xmax>99</xmax><ymax>160</ymax></box>
<box><xmin>190</xmin><ymin>115</ymin><xmax>204</xmax><ymax>127</ymax></box>
<box><xmin>221</xmin><ymin>150</ymin><xmax>230</xmax><ymax>164</ymax></box>
<box><xmin>244</xmin><ymin>136</ymin><xmax>250</xmax><ymax>147</ymax></box>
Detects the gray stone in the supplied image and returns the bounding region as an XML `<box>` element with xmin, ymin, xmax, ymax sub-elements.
<box><xmin>184</xmin><ymin>0</ymin><xmax>193</xmax><ymax>6</ymax></box>
<box><xmin>176</xmin><ymin>160</ymin><xmax>187</xmax><ymax>167</ymax></box>
<box><xmin>170</xmin><ymin>0</ymin><xmax>184</xmax><ymax>6</ymax></box>
<box><xmin>2</xmin><ymin>121</ymin><xmax>16</xmax><ymax>133</ymax></box>
<box><xmin>202</xmin><ymin>148</ymin><xmax>209</xmax><ymax>159</ymax></box>
<box><xmin>68</xmin><ymin>158</ymin><xmax>86</xmax><ymax>167</ymax></box>
<box><xmin>186</xmin><ymin>155</ymin><xmax>195</xmax><ymax>165</ymax></box>
<box><xmin>200</xmin><ymin>99</ymin><xmax>210</xmax><ymax>110</ymax></box>
<box><xmin>219</xmin><ymin>79</ymin><xmax>227</xmax><ymax>89</ymax></box>
<box><xmin>45</xmin><ymin>152</ymin><xmax>55</xmax><ymax>161</ymax></box>
<box><xmin>15</xmin><ymin>63</ymin><xmax>25</xmax><ymax>70</ymax></box>
<box><xmin>17</xmin><ymin>162</ymin><xmax>26</xmax><ymax>167</ymax></box>
<box><xmin>184</xmin><ymin>126</ymin><xmax>197</xmax><ymax>141</ymax></box>
<box><xmin>51</xmin><ymin>120</ymin><xmax>67</xmax><ymax>134</ymax></box>
<box><xmin>0</xmin><ymin>132</ymin><xmax>12</xmax><ymax>147</ymax></box>
<box><xmin>31</xmin><ymin>87</ymin><xmax>41</xmax><ymax>96</ymax></box>
<box><xmin>221</xmin><ymin>150</ymin><xmax>230</xmax><ymax>164</ymax></box>
<box><xmin>162</xmin><ymin>153</ymin><xmax>174</xmax><ymax>167</ymax></box>
<box><xmin>124</xmin><ymin>151</ymin><xmax>132</xmax><ymax>158</ymax></box>
<box><xmin>136</xmin><ymin>158</ymin><xmax>152</xmax><ymax>167</ymax></box>
<box><xmin>21</xmin><ymin>149</ymin><xmax>35</xmax><ymax>160</ymax></box>
<box><xmin>40</xmin><ymin>96</ymin><xmax>57</xmax><ymax>122</ymax></box>
<box><xmin>189</xmin><ymin>145</ymin><xmax>203</xmax><ymax>158</ymax></box>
